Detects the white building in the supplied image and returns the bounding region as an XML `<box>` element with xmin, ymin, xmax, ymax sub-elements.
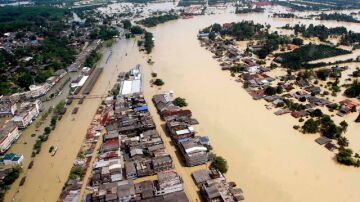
<box><xmin>0</xmin><ymin>122</ymin><xmax>20</xmax><ymax>153</ymax></box>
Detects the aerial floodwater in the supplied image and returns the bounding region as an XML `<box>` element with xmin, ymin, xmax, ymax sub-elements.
<box><xmin>4</xmin><ymin>3</ymin><xmax>360</xmax><ymax>202</ymax></box>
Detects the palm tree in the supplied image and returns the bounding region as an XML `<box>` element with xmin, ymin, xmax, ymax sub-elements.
<box><xmin>337</xmin><ymin>136</ymin><xmax>349</xmax><ymax>147</ymax></box>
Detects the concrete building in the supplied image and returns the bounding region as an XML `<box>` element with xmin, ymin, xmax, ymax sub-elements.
<box><xmin>179</xmin><ymin>139</ymin><xmax>208</xmax><ymax>167</ymax></box>
<box><xmin>155</xmin><ymin>170</ymin><xmax>183</xmax><ymax>196</ymax></box>
<box><xmin>0</xmin><ymin>101</ymin><xmax>17</xmax><ymax>116</ymax></box>
<box><xmin>0</xmin><ymin>122</ymin><xmax>20</xmax><ymax>153</ymax></box>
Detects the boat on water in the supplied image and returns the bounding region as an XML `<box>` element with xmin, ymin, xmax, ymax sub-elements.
<box><xmin>28</xmin><ymin>160</ymin><xmax>34</xmax><ymax>169</ymax></box>
<box><xmin>19</xmin><ymin>176</ymin><xmax>26</xmax><ymax>186</ymax></box>
<box><xmin>51</xmin><ymin>147</ymin><xmax>58</xmax><ymax>156</ymax></box>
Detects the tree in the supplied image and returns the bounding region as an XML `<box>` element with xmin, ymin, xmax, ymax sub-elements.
<box><xmin>173</xmin><ymin>97</ymin><xmax>188</xmax><ymax>107</ymax></box>
<box><xmin>44</xmin><ymin>127</ymin><xmax>51</xmax><ymax>134</ymax></box>
<box><xmin>302</xmin><ymin>118</ymin><xmax>320</xmax><ymax>133</ymax></box>
<box><xmin>322</xmin><ymin>122</ymin><xmax>341</xmax><ymax>139</ymax></box>
<box><xmin>276</xmin><ymin>86</ymin><xmax>283</xmax><ymax>94</ymax></box>
<box><xmin>292</xmin><ymin>37</ymin><xmax>303</xmax><ymax>46</ymax></box>
<box><xmin>336</xmin><ymin>147</ymin><xmax>354</xmax><ymax>166</ymax></box>
<box><xmin>130</xmin><ymin>26</ymin><xmax>145</xmax><ymax>35</ymax></box>
<box><xmin>211</xmin><ymin>23</ymin><xmax>222</xmax><ymax>32</ymax></box>
<box><xmin>211</xmin><ymin>156</ymin><xmax>228</xmax><ymax>173</ymax></box>
<box><xmin>153</xmin><ymin>79</ymin><xmax>164</xmax><ymax>86</ymax></box>
<box><xmin>344</xmin><ymin>80</ymin><xmax>360</xmax><ymax>98</ymax></box>
<box><xmin>316</xmin><ymin>68</ymin><xmax>331</xmax><ymax>81</ymax></box>
<box><xmin>356</xmin><ymin>113</ymin><xmax>360</xmax><ymax>122</ymax></box>
<box><xmin>121</xmin><ymin>19</ymin><xmax>132</xmax><ymax>29</ymax></box>
<box><xmin>310</xmin><ymin>109</ymin><xmax>323</xmax><ymax>117</ymax></box>
<box><xmin>209</xmin><ymin>32</ymin><xmax>216</xmax><ymax>41</ymax></box>
<box><xmin>17</xmin><ymin>72</ymin><xmax>33</xmax><ymax>88</ymax></box>
<box><xmin>51</xmin><ymin>116</ymin><xmax>57</xmax><ymax>126</ymax></box>
<box><xmin>337</xmin><ymin>136</ymin><xmax>349</xmax><ymax>147</ymax></box>
<box><xmin>340</xmin><ymin>120</ymin><xmax>348</xmax><ymax>133</ymax></box>
<box><xmin>264</xmin><ymin>86</ymin><xmax>276</xmax><ymax>96</ymax></box>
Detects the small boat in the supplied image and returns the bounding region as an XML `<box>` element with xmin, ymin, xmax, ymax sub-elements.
<box><xmin>28</xmin><ymin>160</ymin><xmax>34</xmax><ymax>169</ymax></box>
<box><xmin>72</xmin><ymin>107</ymin><xmax>79</xmax><ymax>114</ymax></box>
<box><xmin>19</xmin><ymin>177</ymin><xmax>26</xmax><ymax>186</ymax></box>
<box><xmin>51</xmin><ymin>147</ymin><xmax>58</xmax><ymax>156</ymax></box>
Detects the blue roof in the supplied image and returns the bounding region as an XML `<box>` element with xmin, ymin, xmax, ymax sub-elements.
<box><xmin>197</xmin><ymin>33</ymin><xmax>209</xmax><ymax>37</ymax></box>
<box><xmin>200</xmin><ymin>136</ymin><xmax>209</xmax><ymax>143</ymax></box>
<box><xmin>3</xmin><ymin>153</ymin><xmax>15</xmax><ymax>160</ymax></box>
<box><xmin>136</xmin><ymin>105</ymin><xmax>148</xmax><ymax>111</ymax></box>
<box><xmin>177</xmin><ymin>137</ymin><xmax>192</xmax><ymax>143</ymax></box>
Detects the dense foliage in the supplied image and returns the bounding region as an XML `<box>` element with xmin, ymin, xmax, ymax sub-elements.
<box><xmin>344</xmin><ymin>80</ymin><xmax>360</xmax><ymax>98</ymax></box>
<box><xmin>173</xmin><ymin>97</ymin><xmax>188</xmax><ymax>107</ymax></box>
<box><xmin>0</xmin><ymin>6</ymin><xmax>67</xmax><ymax>34</ymax></box>
<box><xmin>235</xmin><ymin>7</ymin><xmax>264</xmax><ymax>14</ymax></box>
<box><xmin>144</xmin><ymin>32</ymin><xmax>154</xmax><ymax>54</ymax></box>
<box><xmin>276</xmin><ymin>44</ymin><xmax>350</xmax><ymax>69</ymax></box>
<box><xmin>293</xmin><ymin>24</ymin><xmax>347</xmax><ymax>41</ymax></box>
<box><xmin>137</xmin><ymin>14</ymin><xmax>178</xmax><ymax>27</ymax></box>
<box><xmin>211</xmin><ymin>155</ymin><xmax>228</xmax><ymax>173</ymax></box>
<box><xmin>274</xmin><ymin>0</ymin><xmax>360</xmax><ymax>11</ymax></box>
<box><xmin>319</xmin><ymin>13</ymin><xmax>360</xmax><ymax>23</ymax></box>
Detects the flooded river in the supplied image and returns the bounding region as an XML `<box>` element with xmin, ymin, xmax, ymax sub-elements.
<box><xmin>5</xmin><ymin>5</ymin><xmax>360</xmax><ymax>202</ymax></box>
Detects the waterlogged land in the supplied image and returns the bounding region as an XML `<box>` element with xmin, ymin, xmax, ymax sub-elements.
<box><xmin>142</xmin><ymin>9</ymin><xmax>360</xmax><ymax>202</ymax></box>
<box><xmin>5</xmin><ymin>4</ymin><xmax>360</xmax><ymax>202</ymax></box>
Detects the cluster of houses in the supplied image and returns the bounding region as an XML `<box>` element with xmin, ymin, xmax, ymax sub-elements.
<box><xmin>198</xmin><ymin>23</ymin><xmax>359</xmax><ymax>151</ymax></box>
<box><xmin>152</xmin><ymin>91</ymin><xmax>208</xmax><ymax>167</ymax></box>
<box><xmin>81</xmin><ymin>68</ymin><xmax>188</xmax><ymax>202</ymax></box>
<box><xmin>59</xmin><ymin>106</ymin><xmax>112</xmax><ymax>202</ymax></box>
<box><xmin>153</xmin><ymin>91</ymin><xmax>244</xmax><ymax>201</ymax></box>
<box><xmin>0</xmin><ymin>99</ymin><xmax>42</xmax><ymax>153</ymax></box>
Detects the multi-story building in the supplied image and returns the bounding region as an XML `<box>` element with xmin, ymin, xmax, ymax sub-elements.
<box><xmin>0</xmin><ymin>101</ymin><xmax>17</xmax><ymax>117</ymax></box>
<box><xmin>0</xmin><ymin>122</ymin><xmax>20</xmax><ymax>153</ymax></box>
<box><xmin>154</xmin><ymin>170</ymin><xmax>183</xmax><ymax>196</ymax></box>
<box><xmin>179</xmin><ymin>139</ymin><xmax>208</xmax><ymax>167</ymax></box>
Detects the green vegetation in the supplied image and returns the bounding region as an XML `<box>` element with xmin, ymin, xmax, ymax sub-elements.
<box><xmin>276</xmin><ymin>44</ymin><xmax>350</xmax><ymax>70</ymax></box>
<box><xmin>344</xmin><ymin>80</ymin><xmax>360</xmax><ymax>98</ymax></box>
<box><xmin>144</xmin><ymin>32</ymin><xmax>154</xmax><ymax>54</ymax></box>
<box><xmin>208</xmin><ymin>0</ymin><xmax>234</xmax><ymax>5</ymax></box>
<box><xmin>130</xmin><ymin>26</ymin><xmax>145</xmax><ymax>35</ymax></box>
<box><xmin>274</xmin><ymin>0</ymin><xmax>360</xmax><ymax>11</ymax></box>
<box><xmin>211</xmin><ymin>155</ymin><xmax>228</xmax><ymax>173</ymax></box>
<box><xmin>293</xmin><ymin>24</ymin><xmax>360</xmax><ymax>46</ymax></box>
<box><xmin>153</xmin><ymin>79</ymin><xmax>164</xmax><ymax>86</ymax></box>
<box><xmin>202</xmin><ymin>21</ymin><xmax>266</xmax><ymax>41</ymax></box>
<box><xmin>121</xmin><ymin>19</ymin><xmax>132</xmax><ymax>30</ymax></box>
<box><xmin>356</xmin><ymin>113</ymin><xmax>360</xmax><ymax>122</ymax></box>
<box><xmin>178</xmin><ymin>0</ymin><xmax>205</xmax><ymax>7</ymax></box>
<box><xmin>0</xmin><ymin>6</ymin><xmax>67</xmax><ymax>34</ymax></box>
<box><xmin>336</xmin><ymin>147</ymin><xmax>359</xmax><ymax>166</ymax></box>
<box><xmin>235</xmin><ymin>7</ymin><xmax>264</xmax><ymax>14</ymax></box>
<box><xmin>84</xmin><ymin>50</ymin><xmax>102</xmax><ymax>68</ymax></box>
<box><xmin>138</xmin><ymin>14</ymin><xmax>178</xmax><ymax>27</ymax></box>
<box><xmin>293</xmin><ymin>24</ymin><xmax>347</xmax><ymax>42</ymax></box>
<box><xmin>89</xmin><ymin>25</ymin><xmax>119</xmax><ymax>40</ymax></box>
<box><xmin>319</xmin><ymin>13</ymin><xmax>360</xmax><ymax>23</ymax></box>
<box><xmin>173</xmin><ymin>97</ymin><xmax>188</xmax><ymax>107</ymax></box>
<box><xmin>316</xmin><ymin>68</ymin><xmax>331</xmax><ymax>81</ymax></box>
<box><xmin>302</xmin><ymin>118</ymin><xmax>320</xmax><ymax>133</ymax></box>
<box><xmin>273</xmin><ymin>13</ymin><xmax>296</xmax><ymax>18</ymax></box>
<box><xmin>0</xmin><ymin>166</ymin><xmax>21</xmax><ymax>200</ymax></box>
<box><xmin>69</xmin><ymin>166</ymin><xmax>84</xmax><ymax>180</ymax></box>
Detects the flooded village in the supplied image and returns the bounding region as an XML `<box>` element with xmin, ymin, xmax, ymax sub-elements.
<box><xmin>1</xmin><ymin>0</ymin><xmax>360</xmax><ymax>202</ymax></box>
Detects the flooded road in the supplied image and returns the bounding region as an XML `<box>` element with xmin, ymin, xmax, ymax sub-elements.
<box><xmin>5</xmin><ymin>6</ymin><xmax>360</xmax><ymax>202</ymax></box>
